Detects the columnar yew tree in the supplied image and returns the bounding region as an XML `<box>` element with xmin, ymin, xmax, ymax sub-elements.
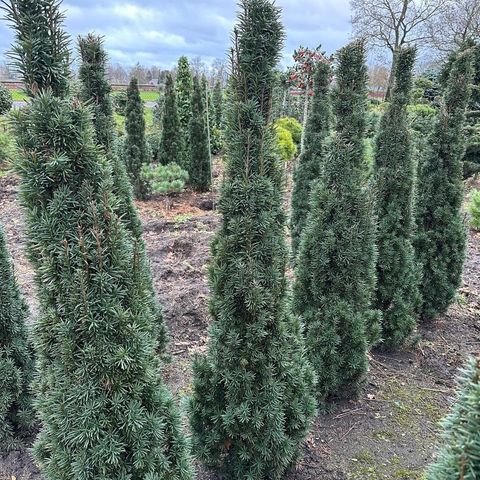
<box><xmin>0</xmin><ymin>224</ymin><xmax>34</xmax><ymax>450</ymax></box>
<box><xmin>189</xmin><ymin>1</ymin><xmax>316</xmax><ymax>478</ymax></box>
<box><xmin>189</xmin><ymin>76</ymin><xmax>211</xmax><ymax>192</ymax></box>
<box><xmin>293</xmin><ymin>40</ymin><xmax>379</xmax><ymax>405</ymax></box>
<box><xmin>374</xmin><ymin>47</ymin><xmax>419</xmax><ymax>350</ymax></box>
<box><xmin>290</xmin><ymin>61</ymin><xmax>330</xmax><ymax>257</ymax></box>
<box><xmin>124</xmin><ymin>78</ymin><xmax>149</xmax><ymax>199</ymax></box>
<box><xmin>415</xmin><ymin>49</ymin><xmax>474</xmax><ymax>321</ymax></box>
<box><xmin>175</xmin><ymin>56</ymin><xmax>193</xmax><ymax>169</ymax></box>
<box><xmin>426</xmin><ymin>357</ymin><xmax>480</xmax><ymax>479</ymax></box>
<box><xmin>212</xmin><ymin>79</ymin><xmax>223</xmax><ymax>128</ymax></box>
<box><xmin>160</xmin><ymin>72</ymin><xmax>184</xmax><ymax>165</ymax></box>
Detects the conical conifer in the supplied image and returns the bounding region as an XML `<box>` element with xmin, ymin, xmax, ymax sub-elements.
<box><xmin>293</xmin><ymin>40</ymin><xmax>380</xmax><ymax>405</ymax></box>
<box><xmin>426</xmin><ymin>357</ymin><xmax>480</xmax><ymax>479</ymax></box>
<box><xmin>290</xmin><ymin>60</ymin><xmax>331</xmax><ymax>257</ymax></box>
<box><xmin>189</xmin><ymin>76</ymin><xmax>211</xmax><ymax>192</ymax></box>
<box><xmin>0</xmin><ymin>224</ymin><xmax>34</xmax><ymax>450</ymax></box>
<box><xmin>189</xmin><ymin>1</ymin><xmax>316</xmax><ymax>478</ymax></box>
<box><xmin>374</xmin><ymin>47</ymin><xmax>419</xmax><ymax>350</ymax></box>
<box><xmin>415</xmin><ymin>48</ymin><xmax>474</xmax><ymax>321</ymax></box>
<box><xmin>160</xmin><ymin>72</ymin><xmax>184</xmax><ymax>165</ymax></box>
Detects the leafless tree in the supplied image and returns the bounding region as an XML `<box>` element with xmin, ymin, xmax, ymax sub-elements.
<box><xmin>368</xmin><ymin>64</ymin><xmax>390</xmax><ymax>94</ymax></box>
<box><xmin>351</xmin><ymin>0</ymin><xmax>445</xmax><ymax>98</ymax></box>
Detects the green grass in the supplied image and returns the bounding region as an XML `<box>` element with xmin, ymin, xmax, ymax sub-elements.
<box><xmin>10</xmin><ymin>89</ymin><xmax>28</xmax><ymax>102</ymax></box>
<box><xmin>112</xmin><ymin>90</ymin><xmax>160</xmax><ymax>103</ymax></box>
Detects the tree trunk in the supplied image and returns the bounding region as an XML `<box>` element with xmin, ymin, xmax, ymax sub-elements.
<box><xmin>385</xmin><ymin>50</ymin><xmax>398</xmax><ymax>101</ymax></box>
<box><xmin>300</xmin><ymin>86</ymin><xmax>310</xmax><ymax>154</ymax></box>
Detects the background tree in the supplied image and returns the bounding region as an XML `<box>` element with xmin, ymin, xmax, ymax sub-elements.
<box><xmin>426</xmin><ymin>357</ymin><xmax>480</xmax><ymax>479</ymax></box>
<box><xmin>160</xmin><ymin>72</ymin><xmax>184</xmax><ymax>166</ymax></box>
<box><xmin>415</xmin><ymin>48</ymin><xmax>474</xmax><ymax>321</ymax></box>
<box><xmin>189</xmin><ymin>76</ymin><xmax>211</xmax><ymax>192</ymax></box>
<box><xmin>124</xmin><ymin>77</ymin><xmax>149</xmax><ymax>199</ymax></box>
<box><xmin>350</xmin><ymin>0</ymin><xmax>444</xmax><ymax>99</ymax></box>
<box><xmin>0</xmin><ymin>224</ymin><xmax>34</xmax><ymax>450</ymax></box>
<box><xmin>290</xmin><ymin>61</ymin><xmax>331</xmax><ymax>257</ymax></box>
<box><xmin>212</xmin><ymin>79</ymin><xmax>223</xmax><ymax>128</ymax></box>
<box><xmin>189</xmin><ymin>1</ymin><xmax>316</xmax><ymax>478</ymax></box>
<box><xmin>175</xmin><ymin>56</ymin><xmax>193</xmax><ymax>169</ymax></box>
<box><xmin>293</xmin><ymin>40</ymin><xmax>380</xmax><ymax>405</ymax></box>
<box><xmin>374</xmin><ymin>47</ymin><xmax>419</xmax><ymax>350</ymax></box>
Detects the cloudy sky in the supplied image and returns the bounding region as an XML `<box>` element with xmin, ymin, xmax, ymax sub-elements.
<box><xmin>0</xmin><ymin>0</ymin><xmax>352</xmax><ymax>69</ymax></box>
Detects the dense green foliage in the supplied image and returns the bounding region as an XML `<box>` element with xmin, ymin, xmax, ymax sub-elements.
<box><xmin>175</xmin><ymin>56</ymin><xmax>193</xmax><ymax>169</ymax></box>
<box><xmin>13</xmin><ymin>92</ymin><xmax>193</xmax><ymax>480</ymax></box>
<box><xmin>189</xmin><ymin>76</ymin><xmax>211</xmax><ymax>192</ymax></box>
<box><xmin>212</xmin><ymin>79</ymin><xmax>223</xmax><ymax>128</ymax></box>
<box><xmin>469</xmin><ymin>190</ymin><xmax>480</xmax><ymax>230</ymax></box>
<box><xmin>0</xmin><ymin>128</ymin><xmax>17</xmax><ymax>166</ymax></box>
<box><xmin>415</xmin><ymin>49</ymin><xmax>474</xmax><ymax>321</ymax></box>
<box><xmin>290</xmin><ymin>62</ymin><xmax>330</xmax><ymax>257</ymax></box>
<box><xmin>374</xmin><ymin>48</ymin><xmax>419</xmax><ymax>350</ymax></box>
<box><xmin>124</xmin><ymin>78</ymin><xmax>149</xmax><ymax>199</ymax></box>
<box><xmin>160</xmin><ymin>72</ymin><xmax>184</xmax><ymax>165</ymax></box>
<box><xmin>141</xmin><ymin>162</ymin><xmax>189</xmax><ymax>195</ymax></box>
<box><xmin>275</xmin><ymin>124</ymin><xmax>296</xmax><ymax>161</ymax></box>
<box><xmin>276</xmin><ymin>116</ymin><xmax>302</xmax><ymax>144</ymax></box>
<box><xmin>112</xmin><ymin>91</ymin><xmax>127</xmax><ymax>115</ymax></box>
<box><xmin>426</xmin><ymin>357</ymin><xmax>480</xmax><ymax>480</ymax></box>
<box><xmin>0</xmin><ymin>224</ymin><xmax>34</xmax><ymax>450</ymax></box>
<box><xmin>189</xmin><ymin>1</ymin><xmax>316</xmax><ymax>478</ymax></box>
<box><xmin>293</xmin><ymin>41</ymin><xmax>379</xmax><ymax>405</ymax></box>
<box><xmin>2</xmin><ymin>0</ymin><xmax>70</xmax><ymax>98</ymax></box>
<box><xmin>0</xmin><ymin>84</ymin><xmax>12</xmax><ymax>114</ymax></box>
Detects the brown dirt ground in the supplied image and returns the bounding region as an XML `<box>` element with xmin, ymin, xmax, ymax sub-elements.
<box><xmin>0</xmin><ymin>165</ymin><xmax>479</xmax><ymax>480</ymax></box>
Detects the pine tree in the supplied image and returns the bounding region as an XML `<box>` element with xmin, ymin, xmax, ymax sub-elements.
<box><xmin>293</xmin><ymin>40</ymin><xmax>380</xmax><ymax>405</ymax></box>
<box><xmin>160</xmin><ymin>72</ymin><xmax>184</xmax><ymax>165</ymax></box>
<box><xmin>212</xmin><ymin>79</ymin><xmax>223</xmax><ymax>128</ymax></box>
<box><xmin>175</xmin><ymin>56</ymin><xmax>193</xmax><ymax>169</ymax></box>
<box><xmin>189</xmin><ymin>1</ymin><xmax>316</xmax><ymax>478</ymax></box>
<box><xmin>189</xmin><ymin>76</ymin><xmax>211</xmax><ymax>192</ymax></box>
<box><xmin>124</xmin><ymin>78</ymin><xmax>149</xmax><ymax>199</ymax></box>
<box><xmin>290</xmin><ymin>61</ymin><xmax>331</xmax><ymax>257</ymax></box>
<box><xmin>77</xmin><ymin>33</ymin><xmax>167</xmax><ymax>352</ymax></box>
<box><xmin>0</xmin><ymin>224</ymin><xmax>34</xmax><ymax>450</ymax></box>
<box><xmin>426</xmin><ymin>357</ymin><xmax>480</xmax><ymax>479</ymax></box>
<box><xmin>415</xmin><ymin>48</ymin><xmax>474</xmax><ymax>321</ymax></box>
<box><xmin>374</xmin><ymin>47</ymin><xmax>419</xmax><ymax>350</ymax></box>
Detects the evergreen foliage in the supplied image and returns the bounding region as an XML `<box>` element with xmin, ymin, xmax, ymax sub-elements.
<box><xmin>175</xmin><ymin>56</ymin><xmax>193</xmax><ymax>169</ymax></box>
<box><xmin>189</xmin><ymin>76</ymin><xmax>211</xmax><ymax>192</ymax></box>
<box><xmin>415</xmin><ymin>49</ymin><xmax>474</xmax><ymax>321</ymax></box>
<box><xmin>124</xmin><ymin>77</ymin><xmax>149</xmax><ymax>199</ymax></box>
<box><xmin>426</xmin><ymin>357</ymin><xmax>480</xmax><ymax>480</ymax></box>
<box><xmin>290</xmin><ymin>61</ymin><xmax>330</xmax><ymax>257</ymax></box>
<box><xmin>12</xmin><ymin>92</ymin><xmax>193</xmax><ymax>480</ymax></box>
<box><xmin>0</xmin><ymin>224</ymin><xmax>34</xmax><ymax>450</ymax></box>
<box><xmin>469</xmin><ymin>190</ymin><xmax>480</xmax><ymax>230</ymax></box>
<box><xmin>160</xmin><ymin>72</ymin><xmax>184</xmax><ymax>165</ymax></box>
<box><xmin>293</xmin><ymin>40</ymin><xmax>380</xmax><ymax>405</ymax></box>
<box><xmin>374</xmin><ymin>47</ymin><xmax>419</xmax><ymax>350</ymax></box>
<box><xmin>2</xmin><ymin>0</ymin><xmax>70</xmax><ymax>98</ymax></box>
<box><xmin>0</xmin><ymin>84</ymin><xmax>12</xmax><ymax>114</ymax></box>
<box><xmin>276</xmin><ymin>116</ymin><xmax>302</xmax><ymax>145</ymax></box>
<box><xmin>141</xmin><ymin>162</ymin><xmax>189</xmax><ymax>195</ymax></box>
<box><xmin>189</xmin><ymin>1</ymin><xmax>316</xmax><ymax>478</ymax></box>
<box><xmin>212</xmin><ymin>79</ymin><xmax>223</xmax><ymax>128</ymax></box>
<box><xmin>275</xmin><ymin>125</ymin><xmax>296</xmax><ymax>162</ymax></box>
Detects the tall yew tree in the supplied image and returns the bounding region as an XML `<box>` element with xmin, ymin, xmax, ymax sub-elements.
<box><xmin>0</xmin><ymin>224</ymin><xmax>34</xmax><ymax>450</ymax></box>
<box><xmin>293</xmin><ymin>40</ymin><xmax>379</xmax><ymax>405</ymax></box>
<box><xmin>189</xmin><ymin>76</ymin><xmax>211</xmax><ymax>192</ymax></box>
<box><xmin>290</xmin><ymin>60</ymin><xmax>331</xmax><ymax>257</ymax></box>
<box><xmin>189</xmin><ymin>1</ymin><xmax>316</xmax><ymax>478</ymax></box>
<box><xmin>4</xmin><ymin>1</ymin><xmax>192</xmax><ymax>478</ymax></box>
<box><xmin>415</xmin><ymin>48</ymin><xmax>474</xmax><ymax>321</ymax></box>
<box><xmin>374</xmin><ymin>47</ymin><xmax>419</xmax><ymax>350</ymax></box>
<box><xmin>175</xmin><ymin>55</ymin><xmax>193</xmax><ymax>169</ymax></box>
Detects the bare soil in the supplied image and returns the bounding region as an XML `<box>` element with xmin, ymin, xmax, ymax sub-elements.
<box><xmin>0</xmin><ymin>168</ymin><xmax>479</xmax><ymax>480</ymax></box>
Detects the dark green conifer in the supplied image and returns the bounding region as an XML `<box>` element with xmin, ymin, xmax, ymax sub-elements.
<box><xmin>189</xmin><ymin>1</ymin><xmax>316</xmax><ymax>478</ymax></box>
<box><xmin>290</xmin><ymin>61</ymin><xmax>330</xmax><ymax>257</ymax></box>
<box><xmin>160</xmin><ymin>72</ymin><xmax>184</xmax><ymax>165</ymax></box>
<box><xmin>293</xmin><ymin>40</ymin><xmax>380</xmax><ymax>405</ymax></box>
<box><xmin>124</xmin><ymin>77</ymin><xmax>149</xmax><ymax>199</ymax></box>
<box><xmin>212</xmin><ymin>79</ymin><xmax>223</xmax><ymax>128</ymax></box>
<box><xmin>374</xmin><ymin>47</ymin><xmax>419</xmax><ymax>349</ymax></box>
<box><xmin>0</xmin><ymin>224</ymin><xmax>34</xmax><ymax>450</ymax></box>
<box><xmin>175</xmin><ymin>56</ymin><xmax>193</xmax><ymax>169</ymax></box>
<box><xmin>189</xmin><ymin>76</ymin><xmax>211</xmax><ymax>192</ymax></box>
<box><xmin>415</xmin><ymin>49</ymin><xmax>474</xmax><ymax>321</ymax></box>
<box><xmin>426</xmin><ymin>357</ymin><xmax>480</xmax><ymax>479</ymax></box>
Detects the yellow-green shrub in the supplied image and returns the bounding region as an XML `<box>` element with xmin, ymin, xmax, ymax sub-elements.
<box><xmin>275</xmin><ymin>125</ymin><xmax>297</xmax><ymax>162</ymax></box>
<box><xmin>276</xmin><ymin>117</ymin><xmax>302</xmax><ymax>144</ymax></box>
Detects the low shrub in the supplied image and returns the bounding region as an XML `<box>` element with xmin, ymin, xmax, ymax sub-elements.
<box><xmin>275</xmin><ymin>125</ymin><xmax>297</xmax><ymax>162</ymax></box>
<box><xmin>276</xmin><ymin>116</ymin><xmax>302</xmax><ymax>144</ymax></box>
<box><xmin>0</xmin><ymin>85</ymin><xmax>12</xmax><ymax>115</ymax></box>
<box><xmin>141</xmin><ymin>162</ymin><xmax>189</xmax><ymax>195</ymax></box>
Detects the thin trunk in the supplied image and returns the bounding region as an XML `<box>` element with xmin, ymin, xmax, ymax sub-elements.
<box><xmin>300</xmin><ymin>83</ymin><xmax>310</xmax><ymax>154</ymax></box>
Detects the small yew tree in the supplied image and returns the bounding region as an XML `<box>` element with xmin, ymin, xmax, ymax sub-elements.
<box><xmin>175</xmin><ymin>56</ymin><xmax>193</xmax><ymax>169</ymax></box>
<box><xmin>189</xmin><ymin>1</ymin><xmax>316</xmax><ymax>478</ymax></box>
<box><xmin>426</xmin><ymin>357</ymin><xmax>480</xmax><ymax>479</ymax></box>
<box><xmin>189</xmin><ymin>76</ymin><xmax>211</xmax><ymax>192</ymax></box>
<box><xmin>374</xmin><ymin>47</ymin><xmax>419</xmax><ymax>350</ymax></box>
<box><xmin>293</xmin><ymin>40</ymin><xmax>380</xmax><ymax>405</ymax></box>
<box><xmin>415</xmin><ymin>48</ymin><xmax>474</xmax><ymax>321</ymax></box>
<box><xmin>160</xmin><ymin>72</ymin><xmax>184</xmax><ymax>165</ymax></box>
<box><xmin>290</xmin><ymin>61</ymin><xmax>331</xmax><ymax>257</ymax></box>
<box><xmin>0</xmin><ymin>224</ymin><xmax>34</xmax><ymax>450</ymax></box>
<box><xmin>124</xmin><ymin>78</ymin><xmax>149</xmax><ymax>199</ymax></box>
